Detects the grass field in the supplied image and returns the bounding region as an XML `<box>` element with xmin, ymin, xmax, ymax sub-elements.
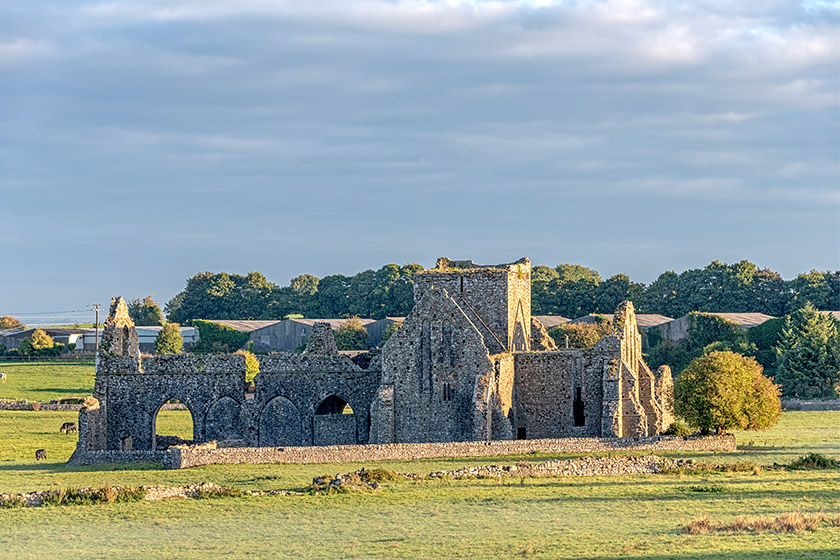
<box><xmin>0</xmin><ymin>410</ymin><xmax>837</xmax><ymax>558</ymax></box>
<box><xmin>0</xmin><ymin>359</ymin><xmax>95</xmax><ymax>401</ymax></box>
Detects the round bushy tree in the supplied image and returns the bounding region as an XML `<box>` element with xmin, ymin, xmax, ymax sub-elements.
<box><xmin>334</xmin><ymin>317</ymin><xmax>368</xmax><ymax>350</ymax></box>
<box><xmin>128</xmin><ymin>296</ymin><xmax>164</xmax><ymax>326</ymax></box>
<box><xmin>675</xmin><ymin>351</ymin><xmax>781</xmax><ymax>434</ymax></box>
<box><xmin>154</xmin><ymin>323</ymin><xmax>184</xmax><ymax>355</ymax></box>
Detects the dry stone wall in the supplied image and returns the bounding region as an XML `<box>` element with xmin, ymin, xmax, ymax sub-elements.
<box><xmin>163</xmin><ymin>434</ymin><xmax>737</xmax><ymax>469</ymax></box>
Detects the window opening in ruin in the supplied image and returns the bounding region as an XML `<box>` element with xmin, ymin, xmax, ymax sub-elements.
<box><xmin>442</xmin><ymin>382</ymin><xmax>452</xmax><ymax>401</ymax></box>
<box><xmin>153</xmin><ymin>398</ymin><xmax>194</xmax><ymax>450</ymax></box>
<box><xmin>574</xmin><ymin>387</ymin><xmax>585</xmax><ymax>427</ymax></box>
<box><xmin>120</xmin><ymin>436</ymin><xmax>132</xmax><ymax>451</ymax></box>
<box><xmin>460</xmin><ymin>276</ymin><xmax>464</xmax><ymax>292</ymax></box>
<box><xmin>122</xmin><ymin>326</ymin><xmax>130</xmax><ymax>355</ymax></box>
<box><xmin>316</xmin><ymin>395</ymin><xmax>354</xmax><ymax>415</ymax></box>
<box><xmin>517</xmin><ymin>427</ymin><xmax>526</xmax><ymax>440</ymax></box>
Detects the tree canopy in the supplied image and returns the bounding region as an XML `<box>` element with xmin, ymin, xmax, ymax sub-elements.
<box><xmin>675</xmin><ymin>351</ymin><xmax>781</xmax><ymax>434</ymax></box>
<box><xmin>154</xmin><ymin>323</ymin><xmax>184</xmax><ymax>355</ymax></box>
<box><xmin>774</xmin><ymin>303</ymin><xmax>840</xmax><ymax>399</ymax></box>
<box><xmin>128</xmin><ymin>296</ymin><xmax>164</xmax><ymax>326</ymax></box>
<box><xmin>164</xmin><ymin>260</ymin><xmax>838</xmax><ymax>324</ymax></box>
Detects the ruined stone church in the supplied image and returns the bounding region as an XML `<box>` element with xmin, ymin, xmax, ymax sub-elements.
<box><xmin>71</xmin><ymin>258</ymin><xmax>673</xmax><ymax>463</ymax></box>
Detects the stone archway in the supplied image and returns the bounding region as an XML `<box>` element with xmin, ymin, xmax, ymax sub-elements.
<box><xmin>258</xmin><ymin>396</ymin><xmax>303</xmax><ymax>446</ymax></box>
<box><xmin>152</xmin><ymin>398</ymin><xmax>195</xmax><ymax>450</ymax></box>
<box><xmin>313</xmin><ymin>395</ymin><xmax>357</xmax><ymax>446</ymax></box>
<box><xmin>205</xmin><ymin>397</ymin><xmax>244</xmax><ymax>443</ymax></box>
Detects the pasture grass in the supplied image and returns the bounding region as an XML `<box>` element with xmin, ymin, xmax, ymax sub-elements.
<box><xmin>0</xmin><ymin>359</ymin><xmax>95</xmax><ymax>402</ymax></box>
<box><xmin>0</xmin><ymin>410</ymin><xmax>836</xmax><ymax>558</ymax></box>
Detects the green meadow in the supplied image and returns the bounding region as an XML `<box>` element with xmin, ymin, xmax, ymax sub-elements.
<box><xmin>0</xmin><ymin>361</ymin><xmax>837</xmax><ymax>559</ymax></box>
<box><xmin>0</xmin><ymin>359</ymin><xmax>95</xmax><ymax>402</ymax></box>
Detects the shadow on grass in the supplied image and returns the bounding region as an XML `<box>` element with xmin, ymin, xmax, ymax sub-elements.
<box><xmin>30</xmin><ymin>388</ymin><xmax>92</xmax><ymax>395</ymax></box>
<box><xmin>0</xmin><ymin>461</ymin><xmax>161</xmax><ymax>473</ymax></box>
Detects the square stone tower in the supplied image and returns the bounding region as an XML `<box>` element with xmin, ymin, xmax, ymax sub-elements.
<box><xmin>413</xmin><ymin>258</ymin><xmax>532</xmax><ymax>354</ymax></box>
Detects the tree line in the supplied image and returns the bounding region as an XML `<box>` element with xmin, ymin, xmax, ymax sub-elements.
<box><xmin>163</xmin><ymin>260</ymin><xmax>839</xmax><ymax>325</ymax></box>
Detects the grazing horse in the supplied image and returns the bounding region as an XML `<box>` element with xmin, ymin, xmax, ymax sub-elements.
<box><xmin>60</xmin><ymin>422</ymin><xmax>77</xmax><ymax>434</ymax></box>
<box><xmin>35</xmin><ymin>449</ymin><xmax>46</xmax><ymax>461</ymax></box>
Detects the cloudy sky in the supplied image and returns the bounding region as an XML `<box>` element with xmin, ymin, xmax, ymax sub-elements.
<box><xmin>1</xmin><ymin>0</ymin><xmax>838</xmax><ymax>322</ymax></box>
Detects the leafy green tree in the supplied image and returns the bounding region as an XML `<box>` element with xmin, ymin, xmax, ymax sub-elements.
<box><xmin>128</xmin><ymin>296</ymin><xmax>164</xmax><ymax>326</ymax></box>
<box><xmin>640</xmin><ymin>271</ymin><xmax>679</xmax><ymax>315</ymax></box>
<box><xmin>595</xmin><ymin>274</ymin><xmax>644</xmax><ymax>313</ymax></box>
<box><xmin>166</xmin><ymin>271</ymin><xmax>279</xmax><ymax>323</ymax></box>
<box><xmin>192</xmin><ymin>320</ymin><xmax>251</xmax><ymax>353</ymax></box>
<box><xmin>531</xmin><ymin>266</ymin><xmax>560</xmax><ymax>314</ymax></box>
<box><xmin>555</xmin><ymin>264</ymin><xmax>601</xmax><ymax>283</ymax></box>
<box><xmin>774</xmin><ymin>303</ymin><xmax>840</xmax><ymax>398</ymax></box>
<box><xmin>19</xmin><ymin>329</ymin><xmax>55</xmax><ymax>355</ymax></box>
<box><xmin>752</xmin><ymin>268</ymin><xmax>790</xmax><ymax>317</ymax></box>
<box><xmin>155</xmin><ymin>323</ymin><xmax>184</xmax><ymax>355</ymax></box>
<box><xmin>675</xmin><ymin>351</ymin><xmax>781</xmax><ymax>434</ymax></box>
<box><xmin>0</xmin><ymin>316</ymin><xmax>23</xmax><ymax>329</ymax></box>
<box><xmin>306</xmin><ymin>274</ymin><xmax>350</xmax><ymax>318</ymax></box>
<box><xmin>788</xmin><ymin>271</ymin><xmax>834</xmax><ymax>311</ymax></box>
<box><xmin>334</xmin><ymin>317</ymin><xmax>368</xmax><ymax>350</ymax></box>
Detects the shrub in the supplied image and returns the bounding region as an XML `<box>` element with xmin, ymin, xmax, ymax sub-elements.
<box><xmin>235</xmin><ymin>349</ymin><xmax>260</xmax><ymax>384</ymax></box>
<box><xmin>774</xmin><ymin>303</ymin><xmax>840</xmax><ymax>399</ymax></box>
<box><xmin>0</xmin><ymin>316</ymin><xmax>24</xmax><ymax>329</ymax></box>
<box><xmin>663</xmin><ymin>419</ymin><xmax>693</xmax><ymax>436</ymax></box>
<box><xmin>154</xmin><ymin>322</ymin><xmax>184</xmax><ymax>355</ymax></box>
<box><xmin>788</xmin><ymin>453</ymin><xmax>838</xmax><ymax>471</ymax></box>
<box><xmin>192</xmin><ymin>320</ymin><xmax>251</xmax><ymax>353</ymax></box>
<box><xmin>19</xmin><ymin>329</ymin><xmax>55</xmax><ymax>356</ymax></box>
<box><xmin>334</xmin><ymin>317</ymin><xmax>368</xmax><ymax>351</ymax></box>
<box><xmin>548</xmin><ymin>321</ymin><xmax>612</xmax><ymax>349</ymax></box>
<box><xmin>675</xmin><ymin>351</ymin><xmax>781</xmax><ymax>434</ymax></box>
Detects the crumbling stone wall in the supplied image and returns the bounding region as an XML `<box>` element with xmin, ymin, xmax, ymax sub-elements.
<box><xmin>71</xmin><ymin>264</ymin><xmax>675</xmax><ymax>465</ymax></box>
<box><xmin>254</xmin><ymin>352</ymin><xmax>380</xmax><ymax>446</ymax></box>
<box><xmin>96</xmin><ymin>354</ymin><xmax>248</xmax><ymax>451</ymax></box>
<box><xmin>374</xmin><ymin>285</ymin><xmax>511</xmax><ymax>443</ymax></box>
<box><xmin>99</xmin><ymin>297</ymin><xmax>140</xmax><ymax>361</ymax></box>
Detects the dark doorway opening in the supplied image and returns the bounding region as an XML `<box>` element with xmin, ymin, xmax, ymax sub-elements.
<box><xmin>517</xmin><ymin>427</ymin><xmax>526</xmax><ymax>440</ymax></box>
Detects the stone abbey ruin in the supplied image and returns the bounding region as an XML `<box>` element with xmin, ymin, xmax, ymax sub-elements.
<box><xmin>70</xmin><ymin>258</ymin><xmax>675</xmax><ymax>465</ymax></box>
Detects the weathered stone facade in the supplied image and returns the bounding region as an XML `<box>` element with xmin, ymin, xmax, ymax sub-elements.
<box><xmin>69</xmin><ymin>257</ymin><xmax>674</xmax><ymax>465</ymax></box>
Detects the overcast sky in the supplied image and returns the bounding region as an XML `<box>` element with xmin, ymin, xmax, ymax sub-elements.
<box><xmin>1</xmin><ymin>0</ymin><xmax>838</xmax><ymax>322</ymax></box>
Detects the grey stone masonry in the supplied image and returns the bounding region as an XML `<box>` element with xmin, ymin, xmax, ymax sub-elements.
<box><xmin>70</xmin><ymin>260</ymin><xmax>676</xmax><ymax>466</ymax></box>
<box><xmin>163</xmin><ymin>434</ymin><xmax>736</xmax><ymax>469</ymax></box>
<box><xmin>304</xmin><ymin>322</ymin><xmax>339</xmax><ymax>354</ymax></box>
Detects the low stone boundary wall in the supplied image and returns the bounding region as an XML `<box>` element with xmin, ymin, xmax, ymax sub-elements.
<box><xmin>0</xmin><ymin>401</ymin><xmax>83</xmax><ymax>411</ymax></box>
<box><xmin>782</xmin><ymin>399</ymin><xmax>840</xmax><ymax>411</ymax></box>
<box><xmin>66</xmin><ymin>450</ymin><xmax>167</xmax><ymax>467</ymax></box>
<box><xmin>0</xmin><ymin>401</ymin><xmax>186</xmax><ymax>412</ymax></box>
<box><xmin>163</xmin><ymin>435</ymin><xmax>736</xmax><ymax>470</ymax></box>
